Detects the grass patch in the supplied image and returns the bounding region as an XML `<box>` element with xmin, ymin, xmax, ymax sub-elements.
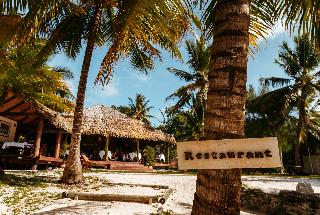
<box><xmin>0</xmin><ymin>173</ymin><xmax>55</xmax><ymax>188</ymax></box>
<box><xmin>0</xmin><ymin>173</ymin><xmax>63</xmax><ymax>214</ymax></box>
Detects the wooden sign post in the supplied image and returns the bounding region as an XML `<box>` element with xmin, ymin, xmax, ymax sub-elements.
<box><xmin>177</xmin><ymin>137</ymin><xmax>282</xmax><ymax>170</ymax></box>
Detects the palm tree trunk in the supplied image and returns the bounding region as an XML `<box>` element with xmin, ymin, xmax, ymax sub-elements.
<box><xmin>61</xmin><ymin>5</ymin><xmax>102</xmax><ymax>184</ymax></box>
<box><xmin>191</xmin><ymin>0</ymin><xmax>250</xmax><ymax>214</ymax></box>
<box><xmin>295</xmin><ymin>99</ymin><xmax>306</xmax><ymax>167</ymax></box>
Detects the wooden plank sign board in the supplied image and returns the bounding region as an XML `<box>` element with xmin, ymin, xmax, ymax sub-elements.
<box><xmin>177</xmin><ymin>137</ymin><xmax>282</xmax><ymax>170</ymax></box>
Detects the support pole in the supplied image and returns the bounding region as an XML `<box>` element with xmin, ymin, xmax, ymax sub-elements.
<box><xmin>55</xmin><ymin>131</ymin><xmax>62</xmax><ymax>158</ymax></box>
<box><xmin>167</xmin><ymin>144</ymin><xmax>170</xmax><ymax>164</ymax></box>
<box><xmin>34</xmin><ymin>117</ymin><xmax>44</xmax><ymax>157</ymax></box>
<box><xmin>105</xmin><ymin>136</ymin><xmax>109</xmax><ymax>161</ymax></box>
<box><xmin>136</xmin><ymin>139</ymin><xmax>140</xmax><ymax>162</ymax></box>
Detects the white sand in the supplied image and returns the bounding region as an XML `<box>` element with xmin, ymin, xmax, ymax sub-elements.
<box><xmin>1</xmin><ymin>171</ymin><xmax>320</xmax><ymax>215</ymax></box>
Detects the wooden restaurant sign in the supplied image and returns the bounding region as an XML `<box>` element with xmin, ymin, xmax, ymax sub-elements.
<box><xmin>177</xmin><ymin>137</ymin><xmax>282</xmax><ymax>170</ymax></box>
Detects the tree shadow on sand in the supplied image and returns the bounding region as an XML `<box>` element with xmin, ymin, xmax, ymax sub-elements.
<box><xmin>32</xmin><ymin>202</ymin><xmax>112</xmax><ymax>215</ymax></box>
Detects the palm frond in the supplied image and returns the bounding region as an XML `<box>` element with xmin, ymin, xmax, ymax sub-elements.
<box><xmin>167</xmin><ymin>68</ymin><xmax>194</xmax><ymax>82</ymax></box>
<box><xmin>260</xmin><ymin>77</ymin><xmax>292</xmax><ymax>87</ymax></box>
<box><xmin>95</xmin><ymin>0</ymin><xmax>190</xmax><ymax>85</ymax></box>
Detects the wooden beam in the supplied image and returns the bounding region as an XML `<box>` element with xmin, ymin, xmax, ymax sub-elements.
<box><xmin>14</xmin><ymin>109</ymin><xmax>37</xmax><ymax>121</ymax></box>
<box><xmin>55</xmin><ymin>131</ymin><xmax>62</xmax><ymax>158</ymax></box>
<box><xmin>4</xmin><ymin>101</ymin><xmax>26</xmax><ymax>112</ymax></box>
<box><xmin>34</xmin><ymin>117</ymin><xmax>44</xmax><ymax>157</ymax></box>
<box><xmin>21</xmin><ymin>116</ymin><xmax>40</xmax><ymax>124</ymax></box>
<box><xmin>0</xmin><ymin>112</ymin><xmax>41</xmax><ymax>116</ymax></box>
<box><xmin>0</xmin><ymin>97</ymin><xmax>23</xmax><ymax>112</ymax></box>
<box><xmin>9</xmin><ymin>102</ymin><xmax>31</xmax><ymax>113</ymax></box>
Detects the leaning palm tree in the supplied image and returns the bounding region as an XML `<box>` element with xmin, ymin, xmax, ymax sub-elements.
<box><xmin>1</xmin><ymin>0</ymin><xmax>190</xmax><ymax>183</ymax></box>
<box><xmin>189</xmin><ymin>0</ymin><xmax>320</xmax><ymax>214</ymax></box>
<box><xmin>166</xmin><ymin>35</ymin><xmax>210</xmax><ymax>113</ymax></box>
<box><xmin>260</xmin><ymin>35</ymin><xmax>320</xmax><ymax>166</ymax></box>
<box><xmin>128</xmin><ymin>94</ymin><xmax>154</xmax><ymax>125</ymax></box>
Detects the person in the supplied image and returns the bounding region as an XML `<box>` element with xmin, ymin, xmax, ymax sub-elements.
<box><xmin>99</xmin><ymin>149</ymin><xmax>105</xmax><ymax>160</ymax></box>
<box><xmin>108</xmin><ymin>150</ymin><xmax>112</xmax><ymax>160</ymax></box>
<box><xmin>159</xmin><ymin>153</ymin><xmax>165</xmax><ymax>163</ymax></box>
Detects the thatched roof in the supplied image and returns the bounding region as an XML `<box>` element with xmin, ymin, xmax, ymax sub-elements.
<box><xmin>37</xmin><ymin>104</ymin><xmax>175</xmax><ymax>143</ymax></box>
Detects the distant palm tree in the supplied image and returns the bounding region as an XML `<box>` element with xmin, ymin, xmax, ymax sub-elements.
<box><xmin>260</xmin><ymin>35</ymin><xmax>320</xmax><ymax>166</ymax></box>
<box><xmin>128</xmin><ymin>94</ymin><xmax>154</xmax><ymax>125</ymax></box>
<box><xmin>166</xmin><ymin>35</ymin><xmax>210</xmax><ymax>113</ymax></box>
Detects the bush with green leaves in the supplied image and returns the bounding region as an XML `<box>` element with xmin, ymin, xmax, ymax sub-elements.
<box><xmin>144</xmin><ymin>146</ymin><xmax>156</xmax><ymax>166</ymax></box>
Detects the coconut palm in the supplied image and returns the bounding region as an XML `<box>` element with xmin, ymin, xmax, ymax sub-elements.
<box><xmin>128</xmin><ymin>94</ymin><xmax>154</xmax><ymax>125</ymax></box>
<box><xmin>260</xmin><ymin>35</ymin><xmax>320</xmax><ymax>166</ymax></box>
<box><xmin>166</xmin><ymin>35</ymin><xmax>209</xmax><ymax>113</ymax></box>
<box><xmin>0</xmin><ymin>41</ymin><xmax>74</xmax><ymax>112</ymax></box>
<box><xmin>1</xmin><ymin>0</ymin><xmax>190</xmax><ymax>183</ymax></box>
<box><xmin>189</xmin><ymin>0</ymin><xmax>320</xmax><ymax>214</ymax></box>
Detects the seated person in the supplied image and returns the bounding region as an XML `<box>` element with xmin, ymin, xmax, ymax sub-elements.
<box><xmin>108</xmin><ymin>150</ymin><xmax>112</xmax><ymax>160</ymax></box>
<box><xmin>99</xmin><ymin>150</ymin><xmax>105</xmax><ymax>160</ymax></box>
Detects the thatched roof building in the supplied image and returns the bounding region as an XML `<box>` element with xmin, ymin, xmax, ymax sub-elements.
<box><xmin>38</xmin><ymin>104</ymin><xmax>175</xmax><ymax>143</ymax></box>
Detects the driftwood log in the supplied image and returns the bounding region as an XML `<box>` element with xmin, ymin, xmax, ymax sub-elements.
<box><xmin>62</xmin><ymin>188</ymin><xmax>174</xmax><ymax>205</ymax></box>
<box><xmin>62</xmin><ymin>191</ymin><xmax>158</xmax><ymax>204</ymax></box>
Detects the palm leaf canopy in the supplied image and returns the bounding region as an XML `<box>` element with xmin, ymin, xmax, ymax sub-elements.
<box><xmin>96</xmin><ymin>0</ymin><xmax>191</xmax><ymax>84</ymax></box>
<box><xmin>0</xmin><ymin>41</ymin><xmax>74</xmax><ymax>112</ymax></box>
<box><xmin>0</xmin><ymin>0</ymin><xmax>191</xmax><ymax>85</ymax></box>
<box><xmin>189</xmin><ymin>0</ymin><xmax>320</xmax><ymax>51</ymax></box>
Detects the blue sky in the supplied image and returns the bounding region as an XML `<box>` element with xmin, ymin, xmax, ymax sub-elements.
<box><xmin>49</xmin><ymin>24</ymin><xmax>293</xmax><ymax>126</ymax></box>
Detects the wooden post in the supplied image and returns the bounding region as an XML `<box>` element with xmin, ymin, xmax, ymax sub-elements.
<box><xmin>166</xmin><ymin>143</ymin><xmax>170</xmax><ymax>164</ymax></box>
<box><xmin>55</xmin><ymin>131</ymin><xmax>62</xmax><ymax>158</ymax></box>
<box><xmin>136</xmin><ymin>139</ymin><xmax>140</xmax><ymax>161</ymax></box>
<box><xmin>105</xmin><ymin>136</ymin><xmax>109</xmax><ymax>161</ymax></box>
<box><xmin>34</xmin><ymin>117</ymin><xmax>44</xmax><ymax>157</ymax></box>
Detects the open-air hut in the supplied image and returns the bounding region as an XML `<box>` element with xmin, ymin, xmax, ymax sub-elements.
<box><xmin>0</xmin><ymin>91</ymin><xmax>70</xmax><ymax>168</ymax></box>
<box><xmin>0</xmin><ymin>92</ymin><xmax>175</xmax><ymax>168</ymax></box>
<box><xmin>52</xmin><ymin>105</ymin><xmax>175</xmax><ymax>161</ymax></box>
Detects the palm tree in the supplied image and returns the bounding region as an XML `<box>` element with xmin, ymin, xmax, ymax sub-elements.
<box><xmin>0</xmin><ymin>41</ymin><xmax>74</xmax><ymax>112</ymax></box>
<box><xmin>166</xmin><ymin>35</ymin><xmax>210</xmax><ymax>113</ymax></box>
<box><xmin>128</xmin><ymin>94</ymin><xmax>154</xmax><ymax>125</ymax></box>
<box><xmin>260</xmin><ymin>35</ymin><xmax>320</xmax><ymax>166</ymax></box>
<box><xmin>190</xmin><ymin>0</ymin><xmax>320</xmax><ymax>214</ymax></box>
<box><xmin>1</xmin><ymin>0</ymin><xmax>190</xmax><ymax>183</ymax></box>
<box><xmin>161</xmin><ymin>95</ymin><xmax>205</xmax><ymax>141</ymax></box>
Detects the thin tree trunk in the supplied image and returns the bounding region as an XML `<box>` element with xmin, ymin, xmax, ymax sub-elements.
<box><xmin>295</xmin><ymin>99</ymin><xmax>306</xmax><ymax>167</ymax></box>
<box><xmin>61</xmin><ymin>5</ymin><xmax>102</xmax><ymax>184</ymax></box>
<box><xmin>192</xmin><ymin>0</ymin><xmax>250</xmax><ymax>214</ymax></box>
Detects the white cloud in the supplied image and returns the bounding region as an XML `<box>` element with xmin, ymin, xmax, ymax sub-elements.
<box><xmin>92</xmin><ymin>82</ymin><xmax>119</xmax><ymax>98</ymax></box>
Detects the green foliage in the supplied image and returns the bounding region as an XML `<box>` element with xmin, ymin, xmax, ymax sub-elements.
<box><xmin>247</xmin><ymin>36</ymin><xmax>320</xmax><ymax>166</ymax></box>
<box><xmin>111</xmin><ymin>105</ymin><xmax>132</xmax><ymax>116</ymax></box>
<box><xmin>128</xmin><ymin>94</ymin><xmax>154</xmax><ymax>125</ymax></box>
<box><xmin>159</xmin><ymin>96</ymin><xmax>204</xmax><ymax>141</ymax></box>
<box><xmin>0</xmin><ymin>41</ymin><xmax>74</xmax><ymax>112</ymax></box>
<box><xmin>144</xmin><ymin>146</ymin><xmax>156</xmax><ymax>166</ymax></box>
<box><xmin>0</xmin><ymin>1</ymin><xmax>191</xmax><ymax>85</ymax></box>
<box><xmin>166</xmin><ymin>35</ymin><xmax>209</xmax><ymax>113</ymax></box>
<box><xmin>113</xmin><ymin>94</ymin><xmax>154</xmax><ymax>125</ymax></box>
